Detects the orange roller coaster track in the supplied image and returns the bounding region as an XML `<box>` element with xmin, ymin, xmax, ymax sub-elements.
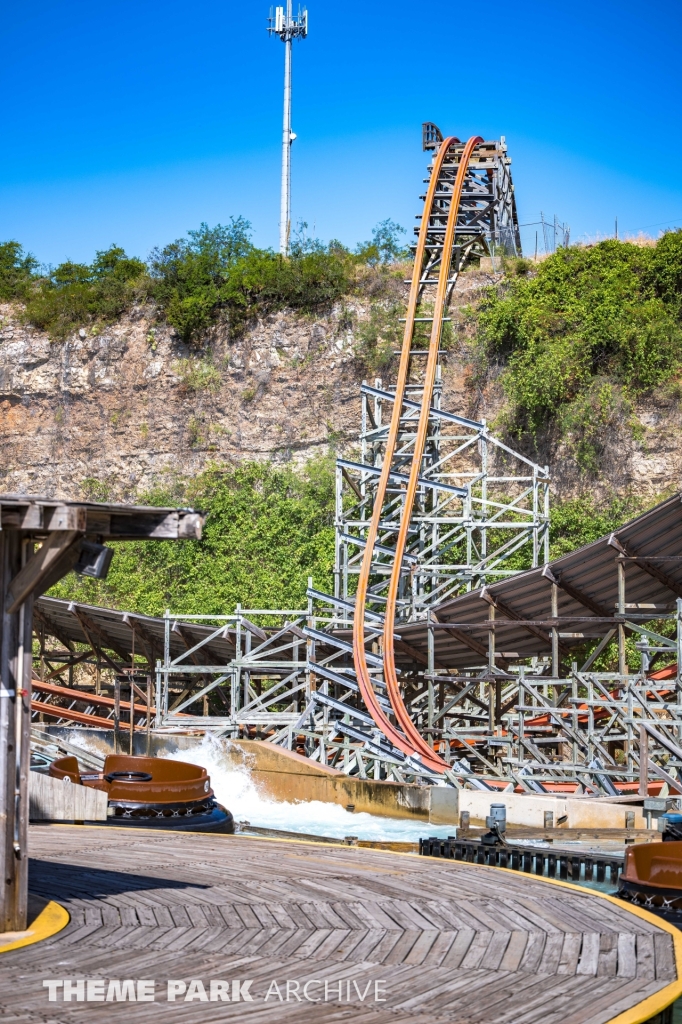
<box><xmin>352</xmin><ymin>135</ymin><xmax>485</xmax><ymax>773</ymax></box>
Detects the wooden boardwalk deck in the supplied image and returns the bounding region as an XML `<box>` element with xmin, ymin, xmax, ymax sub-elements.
<box><xmin>0</xmin><ymin>824</ymin><xmax>679</xmax><ymax>1023</ymax></box>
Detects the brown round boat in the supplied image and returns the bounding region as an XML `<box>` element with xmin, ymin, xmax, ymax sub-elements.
<box><xmin>48</xmin><ymin>754</ymin><xmax>234</xmax><ymax>833</ymax></box>
<box><xmin>619</xmin><ymin>839</ymin><xmax>682</xmax><ymax>911</ymax></box>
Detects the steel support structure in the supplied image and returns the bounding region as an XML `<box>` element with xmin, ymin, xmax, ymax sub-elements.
<box><xmin>27</xmin><ymin>132</ymin><xmax>682</xmax><ymax>803</ymax></box>
<box><xmin>33</xmin><ymin>578</ymin><xmax>682</xmax><ymax>796</ymax></box>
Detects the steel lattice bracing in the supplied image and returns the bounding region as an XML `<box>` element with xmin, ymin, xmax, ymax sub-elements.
<box><xmin>29</xmin><ymin>130</ymin><xmax>682</xmax><ymax>803</ymax></box>
<box><xmin>32</xmin><ymin>498</ymin><xmax>682</xmax><ymax>796</ymax></box>
<box><xmin>335</xmin><ymin>381</ymin><xmax>550</xmax><ymax>622</ymax></box>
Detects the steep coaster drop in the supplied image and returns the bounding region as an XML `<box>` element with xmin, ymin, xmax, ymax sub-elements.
<box><xmin>353</xmin><ymin>128</ymin><xmax>521</xmax><ymax>768</ymax></box>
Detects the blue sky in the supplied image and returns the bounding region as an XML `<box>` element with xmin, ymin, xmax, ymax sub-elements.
<box><xmin>2</xmin><ymin>0</ymin><xmax>681</xmax><ymax>265</ymax></box>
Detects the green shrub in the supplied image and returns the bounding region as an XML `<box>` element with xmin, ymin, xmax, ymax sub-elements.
<box><xmin>3</xmin><ymin>219</ymin><xmax>407</xmax><ymax>343</ymax></box>
<box><xmin>478</xmin><ymin>234</ymin><xmax>682</xmax><ymax>448</ymax></box>
<box><xmin>173</xmin><ymin>357</ymin><xmax>222</xmax><ymax>393</ymax></box>
<box><xmin>49</xmin><ymin>459</ymin><xmax>336</xmax><ymax>615</ymax></box>
<box><xmin>0</xmin><ymin>241</ymin><xmax>38</xmax><ymax>301</ymax></box>
<box><xmin>549</xmin><ymin>492</ymin><xmax>645</xmax><ymax>559</ymax></box>
<box><xmin>354</xmin><ymin>302</ymin><xmax>402</xmax><ymax>371</ymax></box>
<box><xmin>355</xmin><ymin>219</ymin><xmax>408</xmax><ymax>266</ymax></box>
<box><xmin>23</xmin><ymin>245</ymin><xmax>149</xmax><ymax>339</ymax></box>
<box><xmin>150</xmin><ymin>219</ymin><xmax>356</xmax><ymax>341</ymax></box>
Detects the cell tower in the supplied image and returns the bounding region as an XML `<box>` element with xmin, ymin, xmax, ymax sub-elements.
<box><xmin>267</xmin><ymin>3</ymin><xmax>308</xmax><ymax>255</ymax></box>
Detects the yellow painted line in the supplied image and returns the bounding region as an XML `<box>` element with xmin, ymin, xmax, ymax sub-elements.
<box><xmin>31</xmin><ymin>825</ymin><xmax>682</xmax><ymax>1022</ymax></box>
<box><xmin>0</xmin><ymin>900</ymin><xmax>69</xmax><ymax>954</ymax></box>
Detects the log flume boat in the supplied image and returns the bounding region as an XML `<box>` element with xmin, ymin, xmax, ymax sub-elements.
<box><xmin>619</xmin><ymin>817</ymin><xmax>682</xmax><ymax>915</ymax></box>
<box><xmin>48</xmin><ymin>753</ymin><xmax>234</xmax><ymax>833</ymax></box>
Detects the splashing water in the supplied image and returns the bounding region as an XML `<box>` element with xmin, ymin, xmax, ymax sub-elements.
<box><xmin>63</xmin><ymin>730</ymin><xmax>455</xmax><ymax>842</ymax></box>
<box><xmin>165</xmin><ymin>734</ymin><xmax>455</xmax><ymax>843</ymax></box>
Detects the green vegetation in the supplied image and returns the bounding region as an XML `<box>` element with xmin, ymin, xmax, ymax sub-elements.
<box><xmin>50</xmin><ymin>460</ymin><xmax>336</xmax><ymax>616</ymax></box>
<box><xmin>0</xmin><ymin>241</ymin><xmax>37</xmax><ymax>301</ymax></box>
<box><xmin>0</xmin><ymin>217</ymin><xmax>408</xmax><ymax>343</ymax></box>
<box><xmin>52</xmin><ymin>451</ymin><xmax>649</xmax><ymax>627</ymax></box>
<box><xmin>150</xmin><ymin>219</ymin><xmax>356</xmax><ymax>342</ymax></box>
<box><xmin>354</xmin><ymin>301</ymin><xmax>403</xmax><ymax>371</ymax></box>
<box><xmin>53</xmin><ymin>456</ymin><xmax>669</xmax><ymax>674</ymax></box>
<box><xmin>23</xmin><ymin>246</ymin><xmax>149</xmax><ymax>340</ymax></box>
<box><xmin>478</xmin><ymin>233</ymin><xmax>682</xmax><ymax>468</ymax></box>
<box><xmin>173</xmin><ymin>357</ymin><xmax>222</xmax><ymax>393</ymax></box>
<box><xmin>548</xmin><ymin>492</ymin><xmax>646</xmax><ymax>559</ymax></box>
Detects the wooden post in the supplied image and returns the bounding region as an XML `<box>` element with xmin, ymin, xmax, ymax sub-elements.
<box><xmin>0</xmin><ymin>495</ymin><xmax>204</xmax><ymax>933</ymax></box>
<box><xmin>618</xmin><ymin>560</ymin><xmax>627</xmax><ymax>678</ymax></box>
<box><xmin>129</xmin><ymin>634</ymin><xmax>135</xmax><ymax>755</ymax></box>
<box><xmin>146</xmin><ymin>676</ymin><xmax>151</xmax><ymax>756</ymax></box>
<box><xmin>488</xmin><ymin>681</ymin><xmax>495</xmax><ymax>735</ymax></box>
<box><xmin>551</xmin><ymin>582</ymin><xmax>559</xmax><ymax>678</ymax></box>
<box><xmin>129</xmin><ymin>678</ymin><xmax>134</xmax><ymax>756</ymax></box>
<box><xmin>0</xmin><ymin>531</ymin><xmax>33</xmax><ymax>932</ymax></box>
<box><xmin>114</xmin><ymin>678</ymin><xmax>121</xmax><ymax>754</ymax></box>
<box><xmin>639</xmin><ymin>725</ymin><xmax>649</xmax><ymax>797</ymax></box>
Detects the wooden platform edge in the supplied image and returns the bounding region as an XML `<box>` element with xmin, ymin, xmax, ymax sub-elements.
<box><xmin>26</xmin><ymin>825</ymin><xmax>682</xmax><ymax>1022</ymax></box>
<box><xmin>488</xmin><ymin>864</ymin><xmax>682</xmax><ymax>1024</ymax></box>
<box><xmin>0</xmin><ymin>900</ymin><xmax>69</xmax><ymax>954</ymax></box>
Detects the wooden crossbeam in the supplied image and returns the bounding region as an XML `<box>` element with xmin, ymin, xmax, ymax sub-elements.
<box><xmin>393</xmin><ymin>637</ymin><xmax>448</xmax><ymax>670</ymax></box>
<box><xmin>33</xmin><ymin>607</ymin><xmax>74</xmax><ymax>653</ymax></box>
<box><xmin>432</xmin><ymin>611</ymin><xmax>509</xmax><ymax>669</ymax></box>
<box><xmin>610</xmin><ymin>533</ymin><xmax>682</xmax><ymax>598</ymax></box>
<box><xmin>68</xmin><ymin>604</ymin><xmax>131</xmax><ymax>665</ymax></box>
<box><xmin>7</xmin><ymin>531</ymin><xmax>82</xmax><ymax>613</ymax></box>
<box><xmin>480</xmin><ymin>587</ymin><xmax>570</xmax><ymax>656</ymax></box>
<box><xmin>41</xmin><ymin>652</ymin><xmax>92</xmax><ymax>680</ymax></box>
<box><xmin>122</xmin><ymin>614</ymin><xmax>158</xmax><ymax>667</ymax></box>
<box><xmin>542</xmin><ymin>565</ymin><xmax>611</xmax><ymax>618</ymax></box>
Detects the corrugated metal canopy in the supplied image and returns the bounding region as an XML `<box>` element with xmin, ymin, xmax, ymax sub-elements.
<box><xmin>396</xmin><ymin>491</ymin><xmax>682</xmax><ymax>671</ymax></box>
<box><xmin>34</xmin><ymin>597</ymin><xmax>237</xmax><ymax>666</ymax></box>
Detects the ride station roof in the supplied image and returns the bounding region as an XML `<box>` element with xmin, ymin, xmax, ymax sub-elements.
<box><xmin>396</xmin><ymin>491</ymin><xmax>682</xmax><ymax>673</ymax></box>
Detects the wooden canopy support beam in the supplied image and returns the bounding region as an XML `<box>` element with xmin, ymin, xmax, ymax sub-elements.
<box><xmin>393</xmin><ymin>637</ymin><xmax>449</xmax><ymax>670</ymax></box>
<box><xmin>480</xmin><ymin>588</ymin><xmax>570</xmax><ymax>656</ymax></box>
<box><xmin>68</xmin><ymin>604</ymin><xmax>131</xmax><ymax>665</ymax></box>
<box><xmin>0</xmin><ymin>504</ymin><xmax>86</xmax><ymax>532</ymax></box>
<box><xmin>122</xmin><ymin>614</ymin><xmax>158</xmax><ymax>668</ymax></box>
<box><xmin>33</xmin><ymin>607</ymin><xmax>74</xmax><ymax>652</ymax></box>
<box><xmin>609</xmin><ymin>533</ymin><xmax>682</xmax><ymax>598</ymax></box>
<box><xmin>0</xmin><ymin>494</ymin><xmax>205</xmax><ymax>936</ymax></box>
<box><xmin>41</xmin><ymin>651</ymin><xmax>93</xmax><ymax>680</ymax></box>
<box><xmin>7</xmin><ymin>531</ymin><xmax>82</xmax><ymax>613</ymax></box>
<box><xmin>432</xmin><ymin>611</ymin><xmax>509</xmax><ymax>671</ymax></box>
<box><xmin>541</xmin><ymin>565</ymin><xmax>611</xmax><ymax>618</ymax></box>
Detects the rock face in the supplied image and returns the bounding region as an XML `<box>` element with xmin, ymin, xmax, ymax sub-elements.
<box><xmin>0</xmin><ymin>301</ymin><xmax>368</xmax><ymax>501</ymax></box>
<box><xmin>1</xmin><ymin>270</ymin><xmax>681</xmax><ymax>503</ymax></box>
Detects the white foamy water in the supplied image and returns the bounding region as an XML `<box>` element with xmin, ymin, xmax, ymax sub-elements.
<box><xmin>165</xmin><ymin>733</ymin><xmax>456</xmax><ymax>842</ymax></box>
<box><xmin>64</xmin><ymin>731</ymin><xmax>454</xmax><ymax>841</ymax></box>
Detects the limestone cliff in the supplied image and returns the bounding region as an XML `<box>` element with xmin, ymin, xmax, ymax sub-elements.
<box><xmin>1</xmin><ymin>266</ymin><xmax>680</xmax><ymax>503</ymax></box>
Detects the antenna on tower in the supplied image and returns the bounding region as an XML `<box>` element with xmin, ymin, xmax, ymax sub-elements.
<box><xmin>267</xmin><ymin>3</ymin><xmax>308</xmax><ymax>255</ymax></box>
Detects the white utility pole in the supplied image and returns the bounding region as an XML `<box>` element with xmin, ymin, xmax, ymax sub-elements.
<box><xmin>268</xmin><ymin>3</ymin><xmax>308</xmax><ymax>255</ymax></box>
